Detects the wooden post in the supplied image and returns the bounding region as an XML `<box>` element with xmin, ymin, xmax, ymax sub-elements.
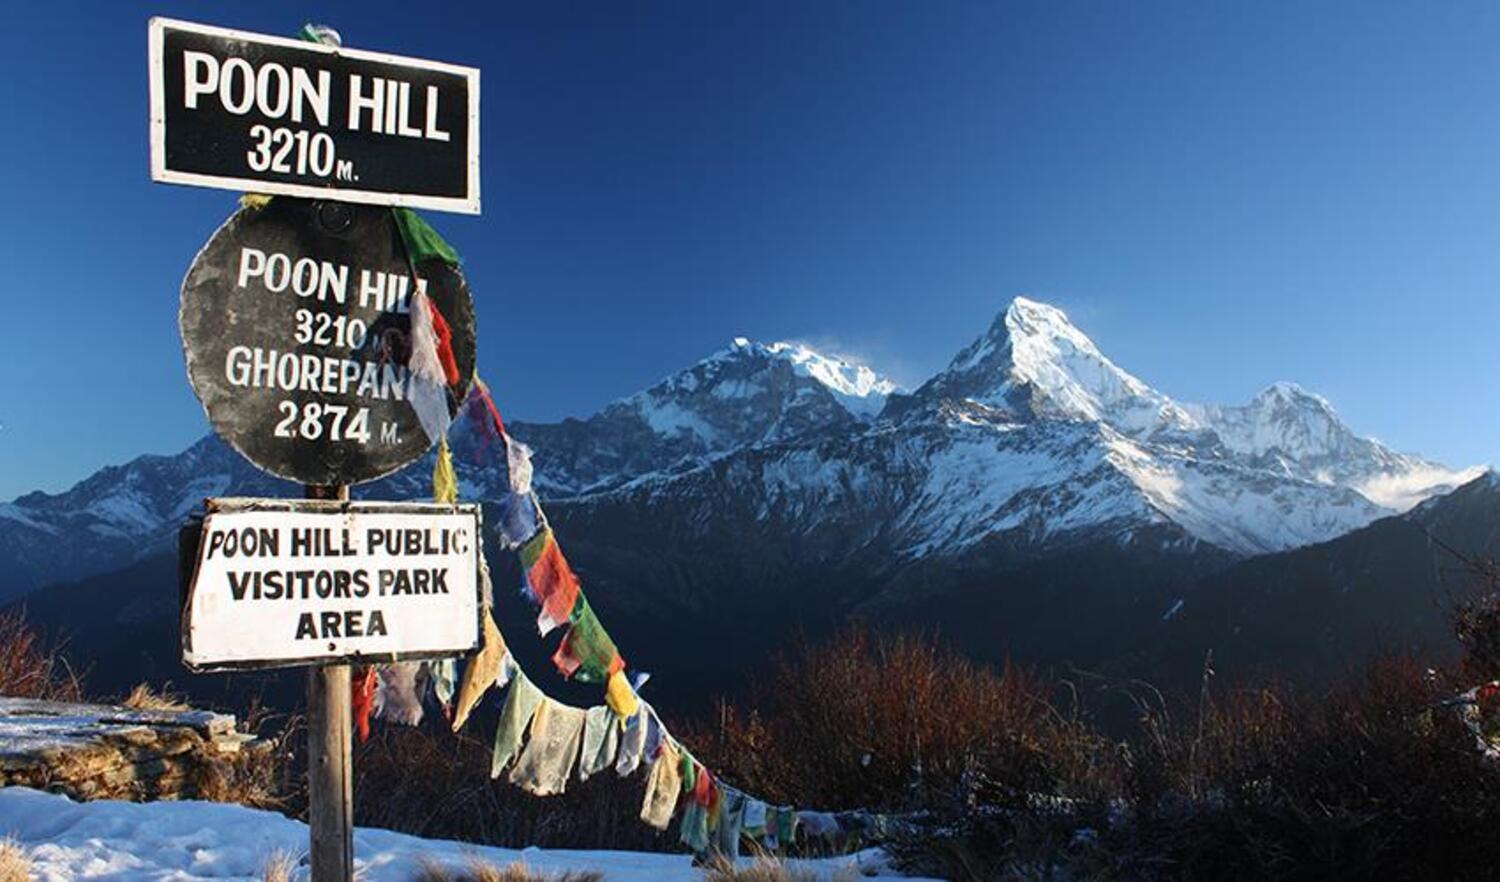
<box><xmin>306</xmin><ymin>484</ymin><xmax>353</xmax><ymax>882</ymax></box>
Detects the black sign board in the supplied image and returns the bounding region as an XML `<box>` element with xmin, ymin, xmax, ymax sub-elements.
<box><xmin>150</xmin><ymin>18</ymin><xmax>480</xmax><ymax>214</ymax></box>
<box><xmin>180</xmin><ymin>198</ymin><xmax>476</xmax><ymax>485</ymax></box>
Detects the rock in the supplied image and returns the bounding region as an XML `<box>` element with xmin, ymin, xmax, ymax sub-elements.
<box><xmin>0</xmin><ymin>696</ymin><xmax>264</xmax><ymax>803</ymax></box>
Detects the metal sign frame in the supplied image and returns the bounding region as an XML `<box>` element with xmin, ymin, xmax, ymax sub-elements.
<box><xmin>148</xmin><ymin>17</ymin><xmax>481</xmax><ymax>214</ymax></box>
<box><xmin>180</xmin><ymin>497</ymin><xmax>486</xmax><ymax>672</ymax></box>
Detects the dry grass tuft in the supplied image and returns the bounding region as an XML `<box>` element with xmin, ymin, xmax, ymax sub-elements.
<box><xmin>0</xmin><ymin>838</ymin><xmax>32</xmax><ymax>882</ymax></box>
<box><xmin>122</xmin><ymin>682</ymin><xmax>189</xmax><ymax>712</ymax></box>
<box><xmin>260</xmin><ymin>849</ymin><xmax>298</xmax><ymax>882</ymax></box>
<box><xmin>418</xmin><ymin>857</ymin><xmax>603</xmax><ymax>882</ymax></box>
<box><xmin>704</xmin><ymin>856</ymin><xmax>854</xmax><ymax>882</ymax></box>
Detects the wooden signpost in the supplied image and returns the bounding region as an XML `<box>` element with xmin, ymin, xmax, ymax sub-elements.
<box><xmin>152</xmin><ymin>18</ymin><xmax>483</xmax><ymax>882</ymax></box>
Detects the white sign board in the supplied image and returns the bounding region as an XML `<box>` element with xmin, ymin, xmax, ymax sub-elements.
<box><xmin>182</xmin><ymin>499</ymin><xmax>482</xmax><ymax>670</ymax></box>
<box><xmin>149</xmin><ymin>17</ymin><xmax>481</xmax><ymax>214</ymax></box>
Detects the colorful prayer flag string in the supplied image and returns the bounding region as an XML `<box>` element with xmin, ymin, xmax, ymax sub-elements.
<box><xmin>379</xmin><ymin>208</ymin><xmax>857</xmax><ymax>860</ymax></box>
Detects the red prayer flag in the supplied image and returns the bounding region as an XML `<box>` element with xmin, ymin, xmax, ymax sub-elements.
<box><xmin>520</xmin><ymin>530</ymin><xmax>581</xmax><ymax>634</ymax></box>
<box><xmin>693</xmin><ymin>763</ymin><xmax>713</xmax><ymax>806</ymax></box>
<box><xmin>352</xmin><ymin>667</ymin><xmax>378</xmax><ymax>743</ymax></box>
<box><xmin>426</xmin><ymin>297</ymin><xmax>461</xmax><ymax>387</ymax></box>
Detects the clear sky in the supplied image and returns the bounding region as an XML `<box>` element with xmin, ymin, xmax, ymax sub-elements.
<box><xmin>2</xmin><ymin>1</ymin><xmax>1498</xmax><ymax>499</ymax></box>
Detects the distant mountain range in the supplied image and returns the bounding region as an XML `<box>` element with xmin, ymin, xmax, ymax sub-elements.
<box><xmin>3</xmin><ymin>298</ymin><xmax>1488</xmax><ymax>705</ymax></box>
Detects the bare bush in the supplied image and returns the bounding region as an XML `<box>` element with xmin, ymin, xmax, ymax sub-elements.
<box><xmin>0</xmin><ymin>610</ymin><xmax>82</xmax><ymax>701</ymax></box>
<box><xmin>683</xmin><ymin>626</ymin><xmax>1107</xmax><ymax>813</ymax></box>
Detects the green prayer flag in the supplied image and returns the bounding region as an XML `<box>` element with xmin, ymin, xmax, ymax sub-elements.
<box><xmin>554</xmin><ymin>595</ymin><xmax>621</xmax><ymax>683</ymax></box>
<box><xmin>679</xmin><ymin>749</ymin><xmax>697</xmax><ymax>797</ymax></box>
<box><xmin>393</xmin><ymin>207</ymin><xmax>462</xmax><ymax>266</ymax></box>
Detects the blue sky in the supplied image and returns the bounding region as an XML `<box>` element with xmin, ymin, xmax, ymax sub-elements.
<box><xmin>2</xmin><ymin>1</ymin><xmax>1498</xmax><ymax>499</ymax></box>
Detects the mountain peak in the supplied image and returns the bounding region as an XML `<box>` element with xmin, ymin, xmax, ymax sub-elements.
<box><xmin>954</xmin><ymin>297</ymin><xmax>1096</xmax><ymax>369</ymax></box>
<box><xmin>1253</xmin><ymin>381</ymin><xmax>1333</xmax><ymax>412</ymax></box>
<box><xmin>604</xmin><ymin>337</ymin><xmax>897</xmax><ymax>451</ymax></box>
<box><xmin>919</xmin><ymin>297</ymin><xmax>1193</xmax><ymax>434</ymax></box>
<box><xmin>760</xmin><ymin>340</ymin><xmax>899</xmax><ymax>415</ymax></box>
<box><xmin>1003</xmin><ymin>296</ymin><xmax>1094</xmax><ymax>347</ymax></box>
<box><xmin>699</xmin><ymin>338</ymin><xmax>898</xmax><ymax>411</ymax></box>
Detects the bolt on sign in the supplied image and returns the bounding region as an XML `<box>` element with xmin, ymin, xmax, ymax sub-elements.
<box><xmin>180</xmin><ymin>198</ymin><xmax>476</xmax><ymax>486</ymax></box>
<box><xmin>149</xmin><ymin>18</ymin><xmax>480</xmax><ymax>214</ymax></box>
<box><xmin>182</xmin><ymin>499</ymin><xmax>483</xmax><ymax>670</ymax></box>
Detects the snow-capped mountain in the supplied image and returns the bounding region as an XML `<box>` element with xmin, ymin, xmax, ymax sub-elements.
<box><xmin>495</xmin><ymin>337</ymin><xmax>899</xmax><ymax>497</ymax></box>
<box><xmin>521</xmin><ymin>297</ymin><xmax>1477</xmax><ymax>565</ymax></box>
<box><xmin>0</xmin><ymin>297</ymin><xmax>1480</xmax><ymax>602</ymax></box>
<box><xmin>1190</xmin><ymin>382</ymin><xmax>1481</xmax><ymax>510</ymax></box>
<box><xmin>900</xmin><ymin>296</ymin><xmax>1479</xmax><ymax>518</ymax></box>
<box><xmin>902</xmin><ymin>298</ymin><xmax>1479</xmax><ymax>550</ymax></box>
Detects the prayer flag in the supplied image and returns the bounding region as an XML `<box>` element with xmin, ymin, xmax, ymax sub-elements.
<box><xmin>518</xmin><ymin>528</ymin><xmax>581</xmax><ymax>634</ymax></box>
<box><xmin>551</xmin><ymin>596</ymin><xmax>624</xmax><ymax>683</ymax></box>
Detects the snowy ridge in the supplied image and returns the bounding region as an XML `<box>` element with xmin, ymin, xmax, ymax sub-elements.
<box><xmin>623</xmin><ymin>337</ymin><xmax>898</xmax><ymax>441</ymax></box>
<box><xmin>503</xmin><ymin>337</ymin><xmax>900</xmax><ymax>497</ymax></box>
<box><xmin>757</xmin><ymin>339</ymin><xmax>899</xmax><ymax>417</ymax></box>
<box><xmin>0</xmin><ymin>436</ymin><xmax>286</xmax><ymax>598</ymax></box>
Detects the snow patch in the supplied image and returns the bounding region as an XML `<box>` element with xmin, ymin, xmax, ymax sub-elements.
<box><xmin>87</xmin><ymin>492</ymin><xmax>161</xmax><ymax>533</ymax></box>
<box><xmin>633</xmin><ymin>396</ymin><xmax>721</xmax><ymax>443</ymax></box>
<box><xmin>0</xmin><ymin>788</ymin><xmax>928</xmax><ymax>882</ymax></box>
<box><xmin>0</xmin><ymin>503</ymin><xmax>57</xmax><ymax>533</ymax></box>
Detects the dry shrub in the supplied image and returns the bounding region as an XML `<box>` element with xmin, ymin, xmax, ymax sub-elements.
<box><xmin>703</xmin><ymin>856</ymin><xmax>854</xmax><ymax>882</ymax></box>
<box><xmin>0</xmin><ymin>610</ymin><xmax>82</xmax><ymax>701</ymax></box>
<box><xmin>1098</xmin><ymin>655</ymin><xmax>1500</xmax><ymax>880</ymax></box>
<box><xmin>866</xmin><ymin>554</ymin><xmax>1500</xmax><ymax>879</ymax></box>
<box><xmin>418</xmin><ymin>856</ymin><xmax>603</xmax><ymax>882</ymax></box>
<box><xmin>683</xmin><ymin>626</ymin><xmax>1105</xmax><ymax>813</ymax></box>
<box><xmin>1454</xmin><ymin>589</ymin><xmax>1500</xmax><ymax>683</ymax></box>
<box><xmin>1123</xmin><ymin>658</ymin><xmax>1297</xmax><ymax>808</ymax></box>
<box><xmin>887</xmin><ymin>653</ymin><xmax>1500</xmax><ymax>880</ymax></box>
<box><xmin>0</xmin><ymin>838</ymin><xmax>30</xmax><ymax>882</ymax></box>
<box><xmin>122</xmin><ymin>682</ymin><xmax>189</xmax><ymax>711</ymax></box>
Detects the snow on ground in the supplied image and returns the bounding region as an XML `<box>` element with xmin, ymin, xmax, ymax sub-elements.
<box><xmin>0</xmin><ymin>788</ymin><xmax>935</xmax><ymax>882</ymax></box>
